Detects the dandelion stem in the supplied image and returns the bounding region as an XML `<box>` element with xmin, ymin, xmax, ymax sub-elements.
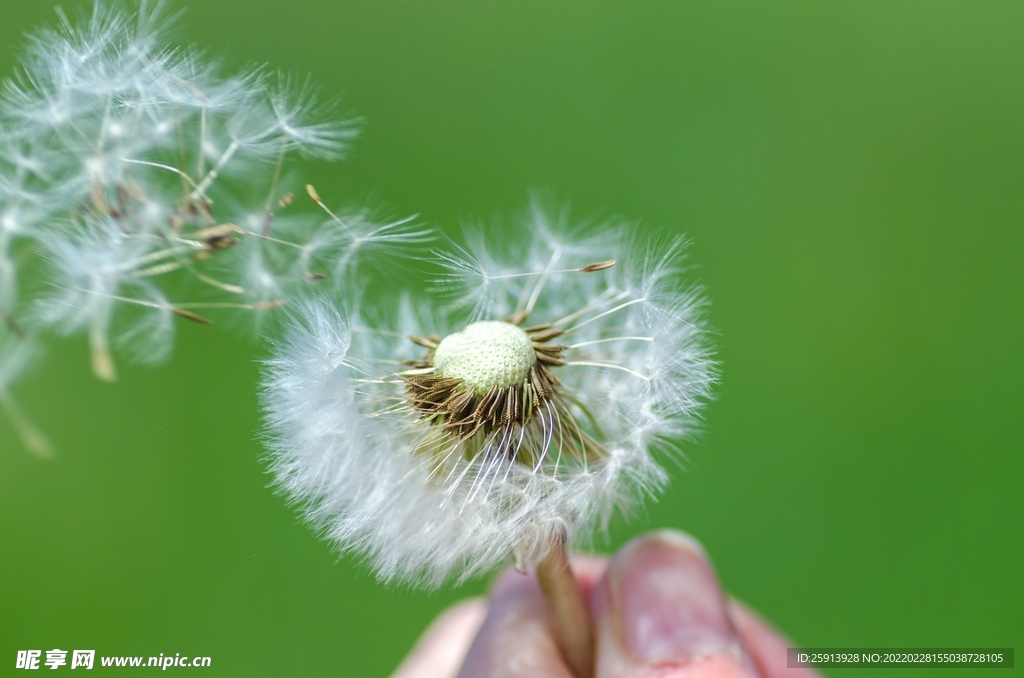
<box><xmin>535</xmin><ymin>537</ymin><xmax>594</xmax><ymax>678</ymax></box>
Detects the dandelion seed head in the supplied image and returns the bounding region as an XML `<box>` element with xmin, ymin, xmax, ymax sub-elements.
<box><xmin>262</xmin><ymin>205</ymin><xmax>716</xmax><ymax>587</ymax></box>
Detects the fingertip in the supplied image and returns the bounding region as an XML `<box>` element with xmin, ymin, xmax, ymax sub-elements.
<box><xmin>591</xmin><ymin>531</ymin><xmax>759</xmax><ymax>678</ymax></box>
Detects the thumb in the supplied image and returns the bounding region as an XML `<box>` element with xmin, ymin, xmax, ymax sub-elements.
<box><xmin>590</xmin><ymin>530</ymin><xmax>759</xmax><ymax>678</ymax></box>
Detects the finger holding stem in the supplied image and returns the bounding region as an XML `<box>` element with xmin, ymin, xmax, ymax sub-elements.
<box><xmin>536</xmin><ymin>535</ymin><xmax>595</xmax><ymax>678</ymax></box>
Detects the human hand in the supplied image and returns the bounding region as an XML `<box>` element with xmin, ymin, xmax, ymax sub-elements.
<box><xmin>392</xmin><ymin>530</ymin><xmax>821</xmax><ymax>678</ymax></box>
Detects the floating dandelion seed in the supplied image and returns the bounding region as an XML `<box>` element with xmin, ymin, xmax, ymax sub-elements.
<box><xmin>0</xmin><ymin>2</ymin><xmax>424</xmax><ymax>456</ymax></box>
<box><xmin>0</xmin><ymin>2</ymin><xmax>420</xmax><ymax>391</ymax></box>
<box><xmin>261</xmin><ymin>203</ymin><xmax>715</xmax><ymax>677</ymax></box>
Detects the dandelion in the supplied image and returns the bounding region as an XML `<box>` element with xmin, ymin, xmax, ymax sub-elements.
<box><xmin>261</xmin><ymin>202</ymin><xmax>715</xmax><ymax>677</ymax></box>
<box><xmin>0</xmin><ymin>1</ymin><xmax>413</xmax><ymax>386</ymax></box>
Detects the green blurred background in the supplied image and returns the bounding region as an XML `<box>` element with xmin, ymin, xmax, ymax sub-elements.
<box><xmin>1</xmin><ymin>1</ymin><xmax>1021</xmax><ymax>676</ymax></box>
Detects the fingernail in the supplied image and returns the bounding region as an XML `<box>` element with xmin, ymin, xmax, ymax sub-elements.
<box><xmin>611</xmin><ymin>530</ymin><xmax>737</xmax><ymax>663</ymax></box>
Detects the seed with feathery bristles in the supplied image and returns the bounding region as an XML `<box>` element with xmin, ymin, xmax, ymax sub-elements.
<box><xmin>0</xmin><ymin>1</ymin><xmax>422</xmax><ymax>387</ymax></box>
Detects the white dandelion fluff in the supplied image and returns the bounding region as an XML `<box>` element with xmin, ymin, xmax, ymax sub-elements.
<box><xmin>0</xmin><ymin>1</ymin><xmax>413</xmax><ymax>384</ymax></box>
<box><xmin>261</xmin><ymin>205</ymin><xmax>715</xmax><ymax>589</ymax></box>
<box><xmin>33</xmin><ymin>216</ymin><xmax>175</xmax><ymax>379</ymax></box>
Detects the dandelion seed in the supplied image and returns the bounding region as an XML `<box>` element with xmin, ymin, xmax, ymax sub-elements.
<box><xmin>298</xmin><ymin>185</ymin><xmax>431</xmax><ymax>283</ymax></box>
<box><xmin>1</xmin><ymin>2</ymin><xmax>408</xmax><ymax>384</ymax></box>
<box><xmin>266</xmin><ymin>74</ymin><xmax>358</xmax><ymax>160</ymax></box>
<box><xmin>32</xmin><ymin>216</ymin><xmax>176</xmax><ymax>380</ymax></box>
